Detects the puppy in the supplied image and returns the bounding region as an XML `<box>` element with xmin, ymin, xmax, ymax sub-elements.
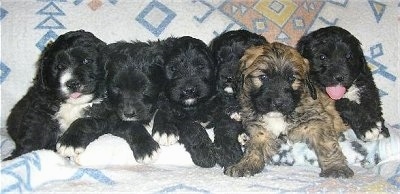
<box><xmin>56</xmin><ymin>41</ymin><xmax>164</xmax><ymax>163</ymax></box>
<box><xmin>152</xmin><ymin>36</ymin><xmax>218</xmax><ymax>167</ymax></box>
<box><xmin>208</xmin><ymin>29</ymin><xmax>268</xmax><ymax>167</ymax></box>
<box><xmin>224</xmin><ymin>42</ymin><xmax>354</xmax><ymax>178</ymax></box>
<box><xmin>5</xmin><ymin>30</ymin><xmax>106</xmax><ymax>160</ymax></box>
<box><xmin>296</xmin><ymin>26</ymin><xmax>389</xmax><ymax>141</ymax></box>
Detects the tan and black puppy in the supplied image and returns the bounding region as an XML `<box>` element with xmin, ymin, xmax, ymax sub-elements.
<box><xmin>224</xmin><ymin>42</ymin><xmax>353</xmax><ymax>178</ymax></box>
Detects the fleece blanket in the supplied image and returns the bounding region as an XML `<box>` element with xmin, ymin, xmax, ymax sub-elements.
<box><xmin>1</xmin><ymin>0</ymin><xmax>399</xmax><ymax>193</ymax></box>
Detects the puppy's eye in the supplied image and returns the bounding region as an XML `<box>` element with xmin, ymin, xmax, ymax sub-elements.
<box><xmin>259</xmin><ymin>74</ymin><xmax>268</xmax><ymax>81</ymax></box>
<box><xmin>110</xmin><ymin>87</ymin><xmax>121</xmax><ymax>95</ymax></box>
<box><xmin>56</xmin><ymin>64</ymin><xmax>66</xmax><ymax>70</ymax></box>
<box><xmin>345</xmin><ymin>53</ymin><xmax>352</xmax><ymax>60</ymax></box>
<box><xmin>82</xmin><ymin>58</ymin><xmax>93</xmax><ymax>65</ymax></box>
<box><xmin>288</xmin><ymin>75</ymin><xmax>296</xmax><ymax>82</ymax></box>
<box><xmin>169</xmin><ymin>65</ymin><xmax>176</xmax><ymax>72</ymax></box>
<box><xmin>319</xmin><ymin>54</ymin><xmax>327</xmax><ymax>60</ymax></box>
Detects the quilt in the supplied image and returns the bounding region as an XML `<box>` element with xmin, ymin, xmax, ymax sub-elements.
<box><xmin>1</xmin><ymin>0</ymin><xmax>399</xmax><ymax>193</ymax></box>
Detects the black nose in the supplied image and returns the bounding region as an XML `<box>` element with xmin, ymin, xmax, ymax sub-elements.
<box><xmin>334</xmin><ymin>75</ymin><xmax>344</xmax><ymax>82</ymax></box>
<box><xmin>272</xmin><ymin>98</ymin><xmax>284</xmax><ymax>109</ymax></box>
<box><xmin>66</xmin><ymin>79</ymin><xmax>81</xmax><ymax>91</ymax></box>
<box><xmin>183</xmin><ymin>87</ymin><xmax>196</xmax><ymax>96</ymax></box>
<box><xmin>226</xmin><ymin>76</ymin><xmax>233</xmax><ymax>82</ymax></box>
<box><xmin>123</xmin><ymin>112</ymin><xmax>136</xmax><ymax>118</ymax></box>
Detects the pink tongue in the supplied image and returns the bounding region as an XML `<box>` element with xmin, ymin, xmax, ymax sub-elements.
<box><xmin>70</xmin><ymin>92</ymin><xmax>82</xmax><ymax>99</ymax></box>
<box><xmin>326</xmin><ymin>85</ymin><xmax>346</xmax><ymax>100</ymax></box>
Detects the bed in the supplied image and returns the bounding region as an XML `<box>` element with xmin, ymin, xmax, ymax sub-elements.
<box><xmin>1</xmin><ymin>0</ymin><xmax>399</xmax><ymax>193</ymax></box>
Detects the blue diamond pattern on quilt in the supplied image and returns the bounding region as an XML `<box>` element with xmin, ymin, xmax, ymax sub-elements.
<box><xmin>35</xmin><ymin>30</ymin><xmax>59</xmax><ymax>51</ymax></box>
<box><xmin>369</xmin><ymin>0</ymin><xmax>386</xmax><ymax>23</ymax></box>
<box><xmin>0</xmin><ymin>62</ymin><xmax>11</xmax><ymax>84</ymax></box>
<box><xmin>0</xmin><ymin>7</ymin><xmax>8</xmax><ymax>20</ymax></box>
<box><xmin>36</xmin><ymin>1</ymin><xmax>65</xmax><ymax>16</ymax></box>
<box><xmin>370</xmin><ymin>43</ymin><xmax>384</xmax><ymax>59</ymax></box>
<box><xmin>135</xmin><ymin>1</ymin><xmax>176</xmax><ymax>37</ymax></box>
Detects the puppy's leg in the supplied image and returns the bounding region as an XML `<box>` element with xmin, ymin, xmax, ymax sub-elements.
<box><xmin>288</xmin><ymin>121</ymin><xmax>354</xmax><ymax>178</ymax></box>
<box><xmin>213</xmin><ymin>115</ymin><xmax>244</xmax><ymax>168</ymax></box>
<box><xmin>112</xmin><ymin>121</ymin><xmax>160</xmax><ymax>164</ymax></box>
<box><xmin>57</xmin><ymin>118</ymin><xmax>108</xmax><ymax>158</ymax></box>
<box><xmin>178</xmin><ymin>121</ymin><xmax>216</xmax><ymax>168</ymax></box>
<box><xmin>224</xmin><ymin>124</ymin><xmax>278</xmax><ymax>177</ymax></box>
<box><xmin>152</xmin><ymin>110</ymin><xmax>179</xmax><ymax>145</ymax></box>
<box><xmin>336</xmin><ymin>99</ymin><xmax>389</xmax><ymax>141</ymax></box>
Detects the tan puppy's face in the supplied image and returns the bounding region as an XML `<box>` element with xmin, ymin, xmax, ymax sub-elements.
<box><xmin>238</xmin><ymin>42</ymin><xmax>313</xmax><ymax>116</ymax></box>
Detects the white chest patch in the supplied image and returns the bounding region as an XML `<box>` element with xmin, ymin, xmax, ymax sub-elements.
<box><xmin>224</xmin><ymin>86</ymin><xmax>234</xmax><ymax>94</ymax></box>
<box><xmin>260</xmin><ymin>112</ymin><xmax>288</xmax><ymax>137</ymax></box>
<box><xmin>343</xmin><ymin>84</ymin><xmax>360</xmax><ymax>104</ymax></box>
<box><xmin>55</xmin><ymin>96</ymin><xmax>101</xmax><ymax>133</ymax></box>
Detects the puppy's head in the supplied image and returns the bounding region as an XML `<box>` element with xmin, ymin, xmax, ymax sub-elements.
<box><xmin>210</xmin><ymin>29</ymin><xmax>268</xmax><ymax>96</ymax></box>
<box><xmin>108</xmin><ymin>67</ymin><xmax>152</xmax><ymax>122</ymax></box>
<box><xmin>238</xmin><ymin>42</ymin><xmax>313</xmax><ymax>116</ymax></box>
<box><xmin>164</xmin><ymin>36</ymin><xmax>216</xmax><ymax>107</ymax></box>
<box><xmin>104</xmin><ymin>42</ymin><xmax>161</xmax><ymax>123</ymax></box>
<box><xmin>296</xmin><ymin>26</ymin><xmax>368</xmax><ymax>99</ymax></box>
<box><xmin>37</xmin><ymin>30</ymin><xmax>106</xmax><ymax>104</ymax></box>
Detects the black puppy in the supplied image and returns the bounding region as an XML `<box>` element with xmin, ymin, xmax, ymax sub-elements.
<box><xmin>296</xmin><ymin>26</ymin><xmax>389</xmax><ymax>141</ymax></box>
<box><xmin>57</xmin><ymin>41</ymin><xmax>164</xmax><ymax>163</ymax></box>
<box><xmin>208</xmin><ymin>29</ymin><xmax>268</xmax><ymax>167</ymax></box>
<box><xmin>5</xmin><ymin>30</ymin><xmax>106</xmax><ymax>160</ymax></box>
<box><xmin>152</xmin><ymin>36</ymin><xmax>218</xmax><ymax>167</ymax></box>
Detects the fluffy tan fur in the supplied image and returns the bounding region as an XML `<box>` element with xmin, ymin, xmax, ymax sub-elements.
<box><xmin>225</xmin><ymin>42</ymin><xmax>353</xmax><ymax>178</ymax></box>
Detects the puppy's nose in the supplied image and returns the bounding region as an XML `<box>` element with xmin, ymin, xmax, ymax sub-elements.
<box><xmin>226</xmin><ymin>76</ymin><xmax>233</xmax><ymax>83</ymax></box>
<box><xmin>183</xmin><ymin>87</ymin><xmax>196</xmax><ymax>96</ymax></box>
<box><xmin>66</xmin><ymin>79</ymin><xmax>81</xmax><ymax>91</ymax></box>
<box><xmin>124</xmin><ymin>112</ymin><xmax>136</xmax><ymax>118</ymax></box>
<box><xmin>272</xmin><ymin>98</ymin><xmax>284</xmax><ymax>109</ymax></box>
<box><xmin>334</xmin><ymin>75</ymin><xmax>344</xmax><ymax>82</ymax></box>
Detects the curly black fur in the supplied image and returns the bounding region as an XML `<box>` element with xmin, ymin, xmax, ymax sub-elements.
<box><xmin>296</xmin><ymin>26</ymin><xmax>389</xmax><ymax>141</ymax></box>
<box><xmin>208</xmin><ymin>29</ymin><xmax>268</xmax><ymax>168</ymax></box>
<box><xmin>152</xmin><ymin>36</ymin><xmax>218</xmax><ymax>168</ymax></box>
<box><xmin>5</xmin><ymin>30</ymin><xmax>106</xmax><ymax>160</ymax></box>
<box><xmin>57</xmin><ymin>40</ymin><xmax>168</xmax><ymax>162</ymax></box>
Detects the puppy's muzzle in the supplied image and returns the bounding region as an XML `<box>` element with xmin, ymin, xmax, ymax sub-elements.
<box><xmin>66</xmin><ymin>79</ymin><xmax>81</xmax><ymax>91</ymax></box>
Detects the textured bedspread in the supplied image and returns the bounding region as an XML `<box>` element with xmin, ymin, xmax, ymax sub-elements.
<box><xmin>1</xmin><ymin>0</ymin><xmax>399</xmax><ymax>193</ymax></box>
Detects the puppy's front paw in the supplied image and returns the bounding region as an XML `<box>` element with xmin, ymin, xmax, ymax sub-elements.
<box><xmin>153</xmin><ymin>131</ymin><xmax>179</xmax><ymax>146</ymax></box>
<box><xmin>136</xmin><ymin>149</ymin><xmax>160</xmax><ymax>164</ymax></box>
<box><xmin>133</xmin><ymin>139</ymin><xmax>160</xmax><ymax>164</ymax></box>
<box><xmin>363</xmin><ymin>122</ymin><xmax>390</xmax><ymax>141</ymax></box>
<box><xmin>57</xmin><ymin>131</ymin><xmax>90</xmax><ymax>158</ymax></box>
<box><xmin>320</xmin><ymin>165</ymin><xmax>354</xmax><ymax>178</ymax></box>
<box><xmin>224</xmin><ymin>161</ymin><xmax>264</xmax><ymax>177</ymax></box>
<box><xmin>56</xmin><ymin>143</ymin><xmax>85</xmax><ymax>158</ymax></box>
<box><xmin>238</xmin><ymin>133</ymin><xmax>249</xmax><ymax>146</ymax></box>
<box><xmin>190</xmin><ymin>144</ymin><xmax>216</xmax><ymax>168</ymax></box>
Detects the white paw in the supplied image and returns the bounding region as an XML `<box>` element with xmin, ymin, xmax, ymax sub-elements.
<box><xmin>364</xmin><ymin>122</ymin><xmax>385</xmax><ymax>141</ymax></box>
<box><xmin>238</xmin><ymin>133</ymin><xmax>249</xmax><ymax>146</ymax></box>
<box><xmin>230</xmin><ymin>112</ymin><xmax>241</xmax><ymax>121</ymax></box>
<box><xmin>136</xmin><ymin>150</ymin><xmax>160</xmax><ymax>164</ymax></box>
<box><xmin>56</xmin><ymin>143</ymin><xmax>85</xmax><ymax>158</ymax></box>
<box><xmin>153</xmin><ymin>132</ymin><xmax>179</xmax><ymax>146</ymax></box>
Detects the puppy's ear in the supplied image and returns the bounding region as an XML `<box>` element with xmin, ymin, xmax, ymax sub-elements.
<box><xmin>355</xmin><ymin>42</ymin><xmax>369</xmax><ymax>74</ymax></box>
<box><xmin>303</xmin><ymin>58</ymin><xmax>317</xmax><ymax>100</ymax></box>
<box><xmin>306</xmin><ymin>76</ymin><xmax>317</xmax><ymax>100</ymax></box>
<box><xmin>36</xmin><ymin>41</ymin><xmax>55</xmax><ymax>89</ymax></box>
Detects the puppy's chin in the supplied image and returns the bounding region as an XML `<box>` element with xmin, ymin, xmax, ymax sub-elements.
<box><xmin>65</xmin><ymin>94</ymin><xmax>94</xmax><ymax>104</ymax></box>
<box><xmin>183</xmin><ymin>98</ymin><xmax>197</xmax><ymax>106</ymax></box>
<box><xmin>223</xmin><ymin>86</ymin><xmax>234</xmax><ymax>94</ymax></box>
<box><xmin>265</xmin><ymin>112</ymin><xmax>284</xmax><ymax>118</ymax></box>
<box><xmin>120</xmin><ymin>116</ymin><xmax>139</xmax><ymax>122</ymax></box>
